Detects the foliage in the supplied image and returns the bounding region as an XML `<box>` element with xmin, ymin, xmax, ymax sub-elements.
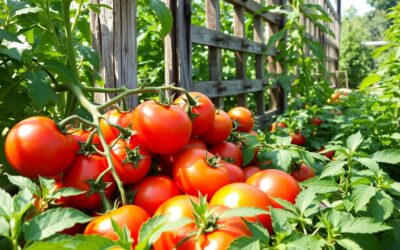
<box><xmin>339</xmin><ymin>7</ymin><xmax>374</xmax><ymax>88</ymax></box>
<box><xmin>367</xmin><ymin>0</ymin><xmax>398</xmax><ymax>12</ymax></box>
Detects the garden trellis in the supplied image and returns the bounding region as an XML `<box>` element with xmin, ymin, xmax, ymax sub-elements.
<box><xmin>91</xmin><ymin>0</ymin><xmax>340</xmax><ymax>126</ymax></box>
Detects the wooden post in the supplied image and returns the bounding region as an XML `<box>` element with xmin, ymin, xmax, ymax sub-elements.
<box><xmin>90</xmin><ymin>0</ymin><xmax>137</xmax><ymax>108</ymax></box>
<box><xmin>165</xmin><ymin>0</ymin><xmax>192</xmax><ymax>94</ymax></box>
<box><xmin>234</xmin><ymin>5</ymin><xmax>247</xmax><ymax>107</ymax></box>
<box><xmin>206</xmin><ymin>0</ymin><xmax>224</xmax><ymax>107</ymax></box>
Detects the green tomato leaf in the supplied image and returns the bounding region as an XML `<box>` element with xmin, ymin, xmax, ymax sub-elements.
<box><xmin>0</xmin><ymin>29</ymin><xmax>21</xmax><ymax>43</ymax></box>
<box><xmin>0</xmin><ymin>47</ymin><xmax>21</xmax><ymax>61</ymax></box>
<box><xmin>359</xmin><ymin>74</ymin><xmax>381</xmax><ymax>91</ymax></box>
<box><xmin>300</xmin><ymin>178</ymin><xmax>340</xmax><ymax>193</ymax></box>
<box><xmin>227</xmin><ymin>236</ymin><xmax>261</xmax><ymax>250</ymax></box>
<box><xmin>352</xmin><ymin>185</ymin><xmax>377</xmax><ymax>212</ymax></box>
<box><xmin>372</xmin><ymin>149</ymin><xmax>400</xmax><ymax>164</ymax></box>
<box><xmin>136</xmin><ymin>215</ymin><xmax>191</xmax><ymax>250</ymax></box>
<box><xmin>0</xmin><ymin>189</ymin><xmax>14</xmax><ymax>217</ymax></box>
<box><xmin>49</xmin><ymin>187</ymin><xmax>85</xmax><ymax>199</ymax></box>
<box><xmin>7</xmin><ymin>175</ymin><xmax>40</xmax><ymax>196</ymax></box>
<box><xmin>14</xmin><ymin>6</ymin><xmax>43</xmax><ymax>16</ymax></box>
<box><xmin>266</xmin><ymin>149</ymin><xmax>292</xmax><ymax>171</ymax></box>
<box><xmin>296</xmin><ymin>188</ymin><xmax>317</xmax><ymax>214</ymax></box>
<box><xmin>24</xmin><ymin>235</ymin><xmax>116</xmax><ymax>250</ymax></box>
<box><xmin>368</xmin><ymin>191</ymin><xmax>394</xmax><ymax>221</ymax></box>
<box><xmin>339</xmin><ymin>216</ymin><xmax>391</xmax><ymax>234</ymax></box>
<box><xmin>337</xmin><ymin>238</ymin><xmax>363</xmax><ymax>250</ymax></box>
<box><xmin>22</xmin><ymin>208</ymin><xmax>92</xmax><ymax>243</ymax></box>
<box><xmin>346</xmin><ymin>132</ymin><xmax>363</xmax><ymax>152</ymax></box>
<box><xmin>149</xmin><ymin>0</ymin><xmax>173</xmax><ymax>37</ymax></box>
<box><xmin>242</xmin><ymin>145</ymin><xmax>256</xmax><ymax>166</ymax></box>
<box><xmin>76</xmin><ymin>45</ymin><xmax>100</xmax><ymax>70</ymax></box>
<box><xmin>219</xmin><ymin>207</ymin><xmax>268</xmax><ymax>219</ymax></box>
<box><xmin>354</xmin><ymin>158</ymin><xmax>380</xmax><ymax>175</ymax></box>
<box><xmin>23</xmin><ymin>71</ymin><xmax>59</xmax><ymax>108</ymax></box>
<box><xmin>320</xmin><ymin>160</ymin><xmax>346</xmax><ymax>179</ymax></box>
<box><xmin>271</xmin><ymin>207</ymin><xmax>295</xmax><ymax>233</ymax></box>
<box><xmin>0</xmin><ymin>216</ymin><xmax>10</xmax><ymax>237</ymax></box>
<box><xmin>265</xmin><ymin>28</ymin><xmax>286</xmax><ymax>50</ymax></box>
<box><xmin>283</xmin><ymin>234</ymin><xmax>325</xmax><ymax>250</ymax></box>
<box><xmin>242</xmin><ymin>219</ymin><xmax>269</xmax><ymax>243</ymax></box>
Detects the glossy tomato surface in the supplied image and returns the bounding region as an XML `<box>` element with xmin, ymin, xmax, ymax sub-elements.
<box><xmin>290</xmin><ymin>163</ymin><xmax>315</xmax><ymax>182</ymax></box>
<box><xmin>132</xmin><ymin>100</ymin><xmax>192</xmax><ymax>154</ymax></box>
<box><xmin>132</xmin><ymin>175</ymin><xmax>181</xmax><ymax>215</ymax></box>
<box><xmin>201</xmin><ymin>110</ymin><xmax>232</xmax><ymax>144</ymax></box>
<box><xmin>107</xmin><ymin>139</ymin><xmax>151</xmax><ymax>184</ymax></box>
<box><xmin>210</xmin><ymin>182</ymin><xmax>272</xmax><ymax>232</ymax></box>
<box><xmin>228</xmin><ymin>107</ymin><xmax>254</xmax><ymax>132</ymax></box>
<box><xmin>291</xmin><ymin>132</ymin><xmax>306</xmax><ymax>146</ymax></box>
<box><xmin>174</xmin><ymin>92</ymin><xmax>215</xmax><ymax>136</ymax></box>
<box><xmin>161</xmin><ymin>137</ymin><xmax>207</xmax><ymax>168</ymax></box>
<box><xmin>5</xmin><ymin>116</ymin><xmax>78</xmax><ymax>178</ymax></box>
<box><xmin>246</xmin><ymin>169</ymin><xmax>300</xmax><ymax>208</ymax></box>
<box><xmin>84</xmin><ymin>205</ymin><xmax>149</xmax><ymax>247</ymax></box>
<box><xmin>209</xmin><ymin>141</ymin><xmax>243</xmax><ymax>167</ymax></box>
<box><xmin>243</xmin><ymin>166</ymin><xmax>261</xmax><ymax>179</ymax></box>
<box><xmin>62</xmin><ymin>154</ymin><xmax>116</xmax><ymax>210</ymax></box>
<box><xmin>172</xmin><ymin>148</ymin><xmax>230</xmax><ymax>199</ymax></box>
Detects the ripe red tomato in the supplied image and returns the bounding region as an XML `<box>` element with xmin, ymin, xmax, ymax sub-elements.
<box><xmin>311</xmin><ymin>117</ymin><xmax>323</xmax><ymax>126</ymax></box>
<box><xmin>106</xmin><ymin>139</ymin><xmax>151</xmax><ymax>185</ymax></box>
<box><xmin>172</xmin><ymin>148</ymin><xmax>230</xmax><ymax>199</ymax></box>
<box><xmin>291</xmin><ymin>132</ymin><xmax>306</xmax><ymax>146</ymax></box>
<box><xmin>132</xmin><ymin>100</ymin><xmax>192</xmax><ymax>154</ymax></box>
<box><xmin>320</xmin><ymin>147</ymin><xmax>335</xmax><ymax>159</ymax></box>
<box><xmin>243</xmin><ymin>166</ymin><xmax>261</xmax><ymax>179</ymax></box>
<box><xmin>290</xmin><ymin>163</ymin><xmax>315</xmax><ymax>182</ymax></box>
<box><xmin>161</xmin><ymin>137</ymin><xmax>207</xmax><ymax>168</ymax></box>
<box><xmin>154</xmin><ymin>195</ymin><xmax>250</xmax><ymax>250</ymax></box>
<box><xmin>62</xmin><ymin>154</ymin><xmax>116</xmax><ymax>210</ymax></box>
<box><xmin>99</xmin><ymin>109</ymin><xmax>135</xmax><ymax>144</ymax></box>
<box><xmin>4</xmin><ymin>116</ymin><xmax>78</xmax><ymax>178</ymax></box>
<box><xmin>228</xmin><ymin>107</ymin><xmax>254</xmax><ymax>132</ymax></box>
<box><xmin>270</xmin><ymin>122</ymin><xmax>287</xmax><ymax>132</ymax></box>
<box><xmin>132</xmin><ymin>175</ymin><xmax>181</xmax><ymax>215</ymax></box>
<box><xmin>174</xmin><ymin>92</ymin><xmax>215</xmax><ymax>136</ymax></box>
<box><xmin>210</xmin><ymin>182</ymin><xmax>272</xmax><ymax>232</ymax></box>
<box><xmin>201</xmin><ymin>110</ymin><xmax>232</xmax><ymax>144</ymax></box>
<box><xmin>84</xmin><ymin>205</ymin><xmax>149</xmax><ymax>247</ymax></box>
<box><xmin>209</xmin><ymin>141</ymin><xmax>243</xmax><ymax>167</ymax></box>
<box><xmin>70</xmin><ymin>128</ymin><xmax>102</xmax><ymax>150</ymax></box>
<box><xmin>223</xmin><ymin>161</ymin><xmax>246</xmax><ymax>183</ymax></box>
<box><xmin>246</xmin><ymin>169</ymin><xmax>300</xmax><ymax>208</ymax></box>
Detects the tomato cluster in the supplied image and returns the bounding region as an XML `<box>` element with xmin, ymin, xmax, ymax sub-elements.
<box><xmin>4</xmin><ymin>91</ymin><xmax>307</xmax><ymax>249</ymax></box>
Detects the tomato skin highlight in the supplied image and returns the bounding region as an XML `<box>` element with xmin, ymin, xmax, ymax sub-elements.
<box><xmin>132</xmin><ymin>175</ymin><xmax>181</xmax><ymax>215</ymax></box>
<box><xmin>84</xmin><ymin>205</ymin><xmax>150</xmax><ymax>247</ymax></box>
<box><xmin>290</xmin><ymin>163</ymin><xmax>315</xmax><ymax>182</ymax></box>
<box><xmin>210</xmin><ymin>182</ymin><xmax>273</xmax><ymax>232</ymax></box>
<box><xmin>174</xmin><ymin>92</ymin><xmax>215</xmax><ymax>136</ymax></box>
<box><xmin>107</xmin><ymin>139</ymin><xmax>151</xmax><ymax>185</ymax></box>
<box><xmin>201</xmin><ymin>110</ymin><xmax>232</xmax><ymax>144</ymax></box>
<box><xmin>62</xmin><ymin>154</ymin><xmax>116</xmax><ymax>210</ymax></box>
<box><xmin>4</xmin><ymin>116</ymin><xmax>78</xmax><ymax>178</ymax></box>
<box><xmin>228</xmin><ymin>107</ymin><xmax>254</xmax><ymax>132</ymax></box>
<box><xmin>172</xmin><ymin>148</ymin><xmax>230</xmax><ymax>199</ymax></box>
<box><xmin>132</xmin><ymin>100</ymin><xmax>192</xmax><ymax>154</ymax></box>
<box><xmin>209</xmin><ymin>141</ymin><xmax>243</xmax><ymax>167</ymax></box>
<box><xmin>246</xmin><ymin>169</ymin><xmax>301</xmax><ymax>208</ymax></box>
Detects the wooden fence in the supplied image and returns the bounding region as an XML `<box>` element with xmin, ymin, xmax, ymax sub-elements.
<box><xmin>91</xmin><ymin>0</ymin><xmax>341</xmax><ymax>127</ymax></box>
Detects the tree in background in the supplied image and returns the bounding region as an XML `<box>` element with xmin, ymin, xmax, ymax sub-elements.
<box><xmin>366</xmin><ymin>0</ymin><xmax>397</xmax><ymax>11</ymax></box>
<box><xmin>339</xmin><ymin>7</ymin><xmax>374</xmax><ymax>88</ymax></box>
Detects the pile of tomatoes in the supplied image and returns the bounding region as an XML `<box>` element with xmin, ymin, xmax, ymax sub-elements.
<box><xmin>4</xmin><ymin>92</ymin><xmax>307</xmax><ymax>249</ymax></box>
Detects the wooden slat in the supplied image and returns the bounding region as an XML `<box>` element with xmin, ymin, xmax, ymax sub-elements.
<box><xmin>191</xmin><ymin>25</ymin><xmax>276</xmax><ymax>56</ymax></box>
<box><xmin>193</xmin><ymin>79</ymin><xmax>268</xmax><ymax>97</ymax></box>
<box><xmin>206</xmin><ymin>0</ymin><xmax>224</xmax><ymax>106</ymax></box>
<box><xmin>234</xmin><ymin>5</ymin><xmax>247</xmax><ymax>106</ymax></box>
<box><xmin>323</xmin><ymin>0</ymin><xmax>339</xmax><ymax>21</ymax></box>
<box><xmin>225</xmin><ymin>0</ymin><xmax>281</xmax><ymax>25</ymax></box>
<box><xmin>254</xmin><ymin>0</ymin><xmax>266</xmax><ymax>117</ymax></box>
<box><xmin>255</xmin><ymin>109</ymin><xmax>280</xmax><ymax>128</ymax></box>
